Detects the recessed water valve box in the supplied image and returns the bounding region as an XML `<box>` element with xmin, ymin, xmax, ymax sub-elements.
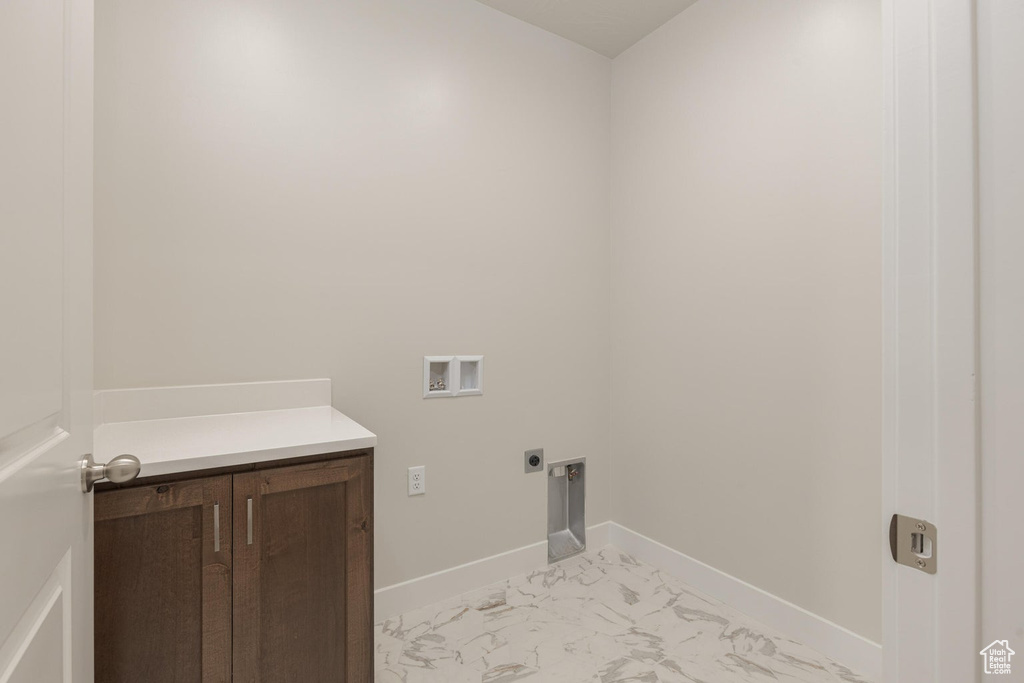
<box><xmin>423</xmin><ymin>355</ymin><xmax>484</xmax><ymax>398</ymax></box>
<box><xmin>548</xmin><ymin>458</ymin><xmax>586</xmax><ymax>563</ymax></box>
<box><xmin>456</xmin><ymin>356</ymin><xmax>483</xmax><ymax>396</ymax></box>
<box><xmin>423</xmin><ymin>356</ymin><xmax>454</xmax><ymax>398</ymax></box>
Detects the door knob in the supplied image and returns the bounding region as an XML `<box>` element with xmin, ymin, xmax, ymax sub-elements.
<box><xmin>81</xmin><ymin>453</ymin><xmax>141</xmax><ymax>493</ymax></box>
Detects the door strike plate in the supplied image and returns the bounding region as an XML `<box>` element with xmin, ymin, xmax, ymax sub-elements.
<box><xmin>889</xmin><ymin>514</ymin><xmax>937</xmax><ymax>574</ymax></box>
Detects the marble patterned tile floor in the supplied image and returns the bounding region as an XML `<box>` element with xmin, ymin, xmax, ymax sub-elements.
<box><xmin>375</xmin><ymin>547</ymin><xmax>871</xmax><ymax>683</ymax></box>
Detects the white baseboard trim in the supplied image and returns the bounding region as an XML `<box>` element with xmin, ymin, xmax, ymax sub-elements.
<box><xmin>607</xmin><ymin>522</ymin><xmax>882</xmax><ymax>681</ymax></box>
<box><xmin>375</xmin><ymin>522</ymin><xmax>610</xmax><ymax>623</ymax></box>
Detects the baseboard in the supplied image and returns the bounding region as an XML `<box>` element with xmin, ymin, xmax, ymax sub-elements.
<box><xmin>607</xmin><ymin>522</ymin><xmax>882</xmax><ymax>681</ymax></box>
<box><xmin>375</xmin><ymin>522</ymin><xmax>610</xmax><ymax>623</ymax></box>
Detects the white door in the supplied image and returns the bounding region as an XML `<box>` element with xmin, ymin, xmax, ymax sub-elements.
<box><xmin>0</xmin><ymin>0</ymin><xmax>95</xmax><ymax>680</ymax></box>
<box><xmin>883</xmin><ymin>0</ymin><xmax>980</xmax><ymax>681</ymax></box>
<box><xmin>886</xmin><ymin>1</ymin><xmax>1024</xmax><ymax>681</ymax></box>
<box><xmin>978</xmin><ymin>0</ymin><xmax>1024</xmax><ymax>665</ymax></box>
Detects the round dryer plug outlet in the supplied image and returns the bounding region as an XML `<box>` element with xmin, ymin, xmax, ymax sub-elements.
<box><xmin>525</xmin><ymin>448</ymin><xmax>544</xmax><ymax>473</ymax></box>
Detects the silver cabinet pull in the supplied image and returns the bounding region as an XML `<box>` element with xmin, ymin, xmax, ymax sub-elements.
<box><xmin>214</xmin><ymin>503</ymin><xmax>221</xmax><ymax>552</ymax></box>
<box><xmin>247</xmin><ymin>497</ymin><xmax>253</xmax><ymax>545</ymax></box>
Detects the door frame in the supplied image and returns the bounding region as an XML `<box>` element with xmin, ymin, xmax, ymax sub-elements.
<box><xmin>882</xmin><ymin>0</ymin><xmax>980</xmax><ymax>681</ymax></box>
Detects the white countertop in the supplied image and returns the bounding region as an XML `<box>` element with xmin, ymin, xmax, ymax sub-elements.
<box><xmin>93</xmin><ymin>380</ymin><xmax>377</xmax><ymax>478</ymax></box>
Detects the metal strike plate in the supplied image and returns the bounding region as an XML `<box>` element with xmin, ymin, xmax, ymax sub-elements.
<box><xmin>890</xmin><ymin>514</ymin><xmax>937</xmax><ymax>574</ymax></box>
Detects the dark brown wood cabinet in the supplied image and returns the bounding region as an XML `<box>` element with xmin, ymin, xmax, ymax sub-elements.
<box><xmin>94</xmin><ymin>451</ymin><xmax>373</xmax><ymax>683</ymax></box>
<box><xmin>233</xmin><ymin>457</ymin><xmax>373</xmax><ymax>683</ymax></box>
<box><xmin>95</xmin><ymin>474</ymin><xmax>232</xmax><ymax>683</ymax></box>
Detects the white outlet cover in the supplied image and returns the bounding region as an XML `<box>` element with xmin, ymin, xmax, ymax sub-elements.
<box><xmin>408</xmin><ymin>466</ymin><xmax>426</xmax><ymax>496</ymax></box>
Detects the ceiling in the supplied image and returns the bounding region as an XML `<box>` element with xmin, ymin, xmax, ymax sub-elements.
<box><xmin>474</xmin><ymin>0</ymin><xmax>699</xmax><ymax>58</ymax></box>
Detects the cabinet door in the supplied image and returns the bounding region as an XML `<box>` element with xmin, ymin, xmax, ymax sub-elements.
<box><xmin>233</xmin><ymin>456</ymin><xmax>372</xmax><ymax>683</ymax></box>
<box><xmin>94</xmin><ymin>475</ymin><xmax>232</xmax><ymax>683</ymax></box>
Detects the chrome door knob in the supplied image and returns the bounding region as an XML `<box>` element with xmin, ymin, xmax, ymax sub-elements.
<box><xmin>81</xmin><ymin>453</ymin><xmax>141</xmax><ymax>493</ymax></box>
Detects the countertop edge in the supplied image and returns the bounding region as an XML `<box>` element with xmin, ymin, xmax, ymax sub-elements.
<box><xmin>135</xmin><ymin>435</ymin><xmax>378</xmax><ymax>478</ymax></box>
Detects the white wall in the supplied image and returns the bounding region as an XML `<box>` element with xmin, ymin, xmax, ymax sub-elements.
<box><xmin>96</xmin><ymin>0</ymin><xmax>886</xmax><ymax>641</ymax></box>
<box><xmin>609</xmin><ymin>0</ymin><xmax>882</xmax><ymax>641</ymax></box>
<box><xmin>94</xmin><ymin>0</ymin><xmax>611</xmax><ymax>588</ymax></box>
<box><xmin>978</xmin><ymin>0</ymin><xmax>1024</xmax><ymax>649</ymax></box>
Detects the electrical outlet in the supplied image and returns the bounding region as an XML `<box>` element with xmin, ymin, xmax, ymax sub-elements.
<box><xmin>408</xmin><ymin>466</ymin><xmax>426</xmax><ymax>496</ymax></box>
<box><xmin>525</xmin><ymin>448</ymin><xmax>544</xmax><ymax>473</ymax></box>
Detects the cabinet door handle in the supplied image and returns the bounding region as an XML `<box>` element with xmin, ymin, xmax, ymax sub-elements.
<box><xmin>214</xmin><ymin>502</ymin><xmax>221</xmax><ymax>552</ymax></box>
<box><xmin>247</xmin><ymin>497</ymin><xmax>253</xmax><ymax>545</ymax></box>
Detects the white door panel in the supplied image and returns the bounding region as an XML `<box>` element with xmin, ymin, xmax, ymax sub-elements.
<box><xmin>9</xmin><ymin>606</ymin><xmax>64</xmax><ymax>683</ymax></box>
<box><xmin>0</xmin><ymin>553</ymin><xmax>71</xmax><ymax>683</ymax></box>
<box><xmin>0</xmin><ymin>0</ymin><xmax>95</xmax><ymax>679</ymax></box>
<box><xmin>0</xmin><ymin>0</ymin><xmax>65</xmax><ymax>444</ymax></box>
